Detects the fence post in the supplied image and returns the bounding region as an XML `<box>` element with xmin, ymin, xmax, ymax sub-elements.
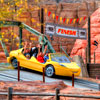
<box><xmin>18</xmin><ymin>61</ymin><xmax>20</xmax><ymax>81</ymax></box>
<box><xmin>72</xmin><ymin>73</ymin><xmax>74</xmax><ymax>87</ymax></box>
<box><xmin>43</xmin><ymin>67</ymin><xmax>45</xmax><ymax>83</ymax></box>
<box><xmin>99</xmin><ymin>84</ymin><xmax>100</xmax><ymax>91</ymax></box>
<box><xmin>8</xmin><ymin>87</ymin><xmax>13</xmax><ymax>100</ymax></box>
<box><xmin>56</xmin><ymin>88</ymin><xmax>60</xmax><ymax>100</ymax></box>
<box><xmin>94</xmin><ymin>51</ymin><xmax>95</xmax><ymax>64</ymax></box>
<box><xmin>85</xmin><ymin>47</ymin><xmax>87</xmax><ymax>64</ymax></box>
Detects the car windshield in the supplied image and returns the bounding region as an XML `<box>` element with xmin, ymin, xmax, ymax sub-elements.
<box><xmin>50</xmin><ymin>53</ymin><xmax>71</xmax><ymax>63</ymax></box>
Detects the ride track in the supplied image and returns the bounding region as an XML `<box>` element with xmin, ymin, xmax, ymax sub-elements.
<box><xmin>0</xmin><ymin>69</ymin><xmax>100</xmax><ymax>91</ymax></box>
<box><xmin>74</xmin><ymin>78</ymin><xmax>100</xmax><ymax>91</ymax></box>
<box><xmin>0</xmin><ymin>69</ymin><xmax>33</xmax><ymax>81</ymax></box>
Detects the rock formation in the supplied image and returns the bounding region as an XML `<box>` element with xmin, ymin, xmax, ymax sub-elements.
<box><xmin>71</xmin><ymin>8</ymin><xmax>100</xmax><ymax>63</ymax></box>
<box><xmin>0</xmin><ymin>80</ymin><xmax>100</xmax><ymax>100</ymax></box>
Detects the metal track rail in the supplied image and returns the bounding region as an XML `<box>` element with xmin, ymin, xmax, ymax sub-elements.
<box><xmin>0</xmin><ymin>70</ymin><xmax>37</xmax><ymax>81</ymax></box>
<box><xmin>0</xmin><ymin>73</ymin><xmax>22</xmax><ymax>81</ymax></box>
<box><xmin>54</xmin><ymin>76</ymin><xmax>100</xmax><ymax>91</ymax></box>
<box><xmin>74</xmin><ymin>78</ymin><xmax>100</xmax><ymax>91</ymax></box>
<box><xmin>0</xmin><ymin>69</ymin><xmax>100</xmax><ymax>91</ymax></box>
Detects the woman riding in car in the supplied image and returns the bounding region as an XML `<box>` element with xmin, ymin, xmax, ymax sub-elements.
<box><xmin>22</xmin><ymin>41</ymin><xmax>32</xmax><ymax>59</ymax></box>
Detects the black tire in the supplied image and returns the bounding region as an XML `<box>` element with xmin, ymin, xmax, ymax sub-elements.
<box><xmin>11</xmin><ymin>58</ymin><xmax>18</xmax><ymax>69</ymax></box>
<box><xmin>45</xmin><ymin>65</ymin><xmax>55</xmax><ymax>77</ymax></box>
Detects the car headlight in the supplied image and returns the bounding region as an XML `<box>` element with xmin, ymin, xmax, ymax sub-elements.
<box><xmin>77</xmin><ymin>63</ymin><xmax>80</xmax><ymax>67</ymax></box>
<box><xmin>59</xmin><ymin>63</ymin><xmax>66</xmax><ymax>67</ymax></box>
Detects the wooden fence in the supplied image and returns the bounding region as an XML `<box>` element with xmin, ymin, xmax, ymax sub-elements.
<box><xmin>87</xmin><ymin>63</ymin><xmax>100</xmax><ymax>79</ymax></box>
<box><xmin>0</xmin><ymin>87</ymin><xmax>100</xmax><ymax>100</ymax></box>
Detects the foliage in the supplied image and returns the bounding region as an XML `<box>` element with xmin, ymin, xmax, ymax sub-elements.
<box><xmin>0</xmin><ymin>0</ymin><xmax>40</xmax><ymax>21</ymax></box>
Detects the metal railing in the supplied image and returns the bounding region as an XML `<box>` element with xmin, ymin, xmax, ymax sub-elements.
<box><xmin>0</xmin><ymin>87</ymin><xmax>100</xmax><ymax>100</ymax></box>
<box><xmin>17</xmin><ymin>62</ymin><xmax>75</xmax><ymax>86</ymax></box>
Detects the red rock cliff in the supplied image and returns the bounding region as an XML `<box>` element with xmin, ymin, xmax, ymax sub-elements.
<box><xmin>71</xmin><ymin>8</ymin><xmax>100</xmax><ymax>63</ymax></box>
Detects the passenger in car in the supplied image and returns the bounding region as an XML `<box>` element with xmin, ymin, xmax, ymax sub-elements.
<box><xmin>37</xmin><ymin>44</ymin><xmax>48</xmax><ymax>63</ymax></box>
<box><xmin>44</xmin><ymin>52</ymin><xmax>49</xmax><ymax>62</ymax></box>
<box><xmin>22</xmin><ymin>41</ymin><xmax>32</xmax><ymax>59</ymax></box>
<box><xmin>30</xmin><ymin>41</ymin><xmax>48</xmax><ymax>58</ymax></box>
<box><xmin>30</xmin><ymin>43</ymin><xmax>42</xmax><ymax>58</ymax></box>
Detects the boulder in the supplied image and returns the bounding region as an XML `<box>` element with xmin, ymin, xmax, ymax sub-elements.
<box><xmin>72</xmin><ymin>55</ymin><xmax>89</xmax><ymax>77</ymax></box>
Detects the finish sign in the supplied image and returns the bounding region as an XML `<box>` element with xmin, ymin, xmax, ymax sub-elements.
<box><xmin>45</xmin><ymin>23</ymin><xmax>87</xmax><ymax>39</ymax></box>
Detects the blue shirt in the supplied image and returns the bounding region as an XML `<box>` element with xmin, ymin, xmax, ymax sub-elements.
<box><xmin>44</xmin><ymin>55</ymin><xmax>49</xmax><ymax>62</ymax></box>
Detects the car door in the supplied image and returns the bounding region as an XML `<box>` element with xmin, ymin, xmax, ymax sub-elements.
<box><xmin>17</xmin><ymin>52</ymin><xmax>31</xmax><ymax>68</ymax></box>
<box><xmin>27</xmin><ymin>56</ymin><xmax>45</xmax><ymax>72</ymax></box>
<box><xmin>17</xmin><ymin>51</ymin><xmax>45</xmax><ymax>72</ymax></box>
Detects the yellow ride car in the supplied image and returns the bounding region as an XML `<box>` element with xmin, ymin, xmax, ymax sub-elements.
<box><xmin>7</xmin><ymin>48</ymin><xmax>81</xmax><ymax>77</ymax></box>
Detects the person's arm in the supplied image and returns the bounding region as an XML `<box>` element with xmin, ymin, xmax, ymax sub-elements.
<box><xmin>43</xmin><ymin>45</ymin><xmax>47</xmax><ymax>56</ymax></box>
<box><xmin>37</xmin><ymin>44</ymin><xmax>41</xmax><ymax>57</ymax></box>
<box><xmin>29</xmin><ymin>43</ymin><xmax>32</xmax><ymax>50</ymax></box>
<box><xmin>23</xmin><ymin>45</ymin><xmax>27</xmax><ymax>54</ymax></box>
<box><xmin>29</xmin><ymin>43</ymin><xmax>32</xmax><ymax>51</ymax></box>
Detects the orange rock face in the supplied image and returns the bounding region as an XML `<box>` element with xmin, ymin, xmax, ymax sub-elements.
<box><xmin>71</xmin><ymin>8</ymin><xmax>100</xmax><ymax>63</ymax></box>
<box><xmin>0</xmin><ymin>52</ymin><xmax>7</xmax><ymax>63</ymax></box>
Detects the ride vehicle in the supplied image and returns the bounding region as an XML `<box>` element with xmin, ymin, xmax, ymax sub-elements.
<box><xmin>7</xmin><ymin>48</ymin><xmax>81</xmax><ymax>77</ymax></box>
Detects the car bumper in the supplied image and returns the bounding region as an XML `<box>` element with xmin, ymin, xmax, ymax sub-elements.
<box><xmin>7</xmin><ymin>57</ymin><xmax>10</xmax><ymax>63</ymax></box>
<box><xmin>55</xmin><ymin>67</ymin><xmax>81</xmax><ymax>77</ymax></box>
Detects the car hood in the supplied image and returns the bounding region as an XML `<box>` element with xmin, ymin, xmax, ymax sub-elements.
<box><xmin>60</xmin><ymin>62</ymin><xmax>80</xmax><ymax>72</ymax></box>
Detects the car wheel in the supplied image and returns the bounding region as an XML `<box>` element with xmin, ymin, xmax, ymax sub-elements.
<box><xmin>11</xmin><ymin>58</ymin><xmax>18</xmax><ymax>69</ymax></box>
<box><xmin>45</xmin><ymin>65</ymin><xmax>55</xmax><ymax>77</ymax></box>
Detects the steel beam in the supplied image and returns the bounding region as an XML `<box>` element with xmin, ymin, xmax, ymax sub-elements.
<box><xmin>0</xmin><ymin>21</ymin><xmax>21</xmax><ymax>27</ymax></box>
<box><xmin>88</xmin><ymin>17</ymin><xmax>91</xmax><ymax>63</ymax></box>
<box><xmin>19</xmin><ymin>26</ymin><xmax>22</xmax><ymax>48</ymax></box>
<box><xmin>22</xmin><ymin>23</ymin><xmax>55</xmax><ymax>53</ymax></box>
<box><xmin>22</xmin><ymin>23</ymin><xmax>41</xmax><ymax>36</ymax></box>
<box><xmin>0</xmin><ymin>40</ymin><xmax>9</xmax><ymax>57</ymax></box>
<box><xmin>0</xmin><ymin>20</ymin><xmax>56</xmax><ymax>59</ymax></box>
<box><xmin>41</xmin><ymin>8</ymin><xmax>44</xmax><ymax>34</ymax></box>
